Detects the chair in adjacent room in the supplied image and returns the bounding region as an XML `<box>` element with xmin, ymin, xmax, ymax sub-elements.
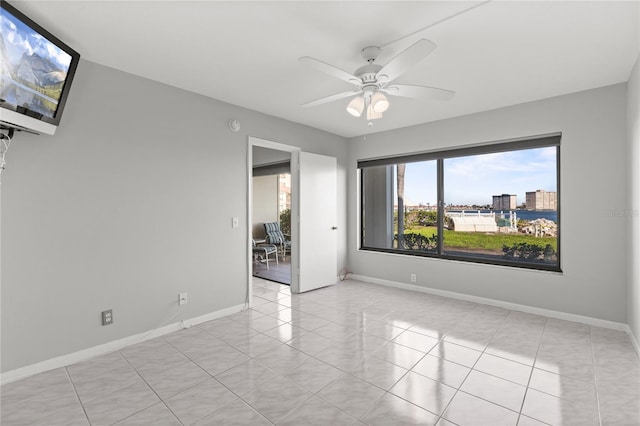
<box><xmin>263</xmin><ymin>222</ymin><xmax>292</xmax><ymax>260</ymax></box>
<box><xmin>252</xmin><ymin>239</ymin><xmax>278</xmax><ymax>270</ymax></box>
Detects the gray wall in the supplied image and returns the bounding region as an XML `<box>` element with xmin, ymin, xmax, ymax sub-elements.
<box><xmin>252</xmin><ymin>146</ymin><xmax>291</xmax><ymax>167</ymax></box>
<box><xmin>628</xmin><ymin>54</ymin><xmax>640</xmax><ymax>346</ymax></box>
<box><xmin>2</xmin><ymin>57</ymin><xmax>635</xmax><ymax>373</ymax></box>
<box><xmin>347</xmin><ymin>84</ymin><xmax>629</xmax><ymax>323</ymax></box>
<box><xmin>1</xmin><ymin>60</ymin><xmax>348</xmax><ymax>372</ymax></box>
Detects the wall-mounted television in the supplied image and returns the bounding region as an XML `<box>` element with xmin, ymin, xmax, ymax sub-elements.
<box><xmin>0</xmin><ymin>0</ymin><xmax>80</xmax><ymax>135</ymax></box>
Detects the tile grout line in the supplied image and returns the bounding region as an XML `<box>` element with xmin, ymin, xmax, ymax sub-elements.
<box><xmin>161</xmin><ymin>329</ymin><xmax>275</xmax><ymax>425</ymax></box>
<box><xmin>351</xmin><ymin>307</ymin><xmax>512</xmax><ymax>422</ymax></box>
<box><xmin>430</xmin><ymin>309</ymin><xmax>506</xmax><ymax>425</ymax></box>
<box><xmin>147</xmin><ymin>344</ymin><xmax>211</xmax><ymax>426</ymax></box>
<box><xmin>589</xmin><ymin>326</ymin><xmax>604</xmax><ymax>426</ymax></box>
<box><xmin>246</xmin><ymin>299</ymin><xmax>428</xmax><ymax>424</ymax></box>
<box><xmin>62</xmin><ymin>366</ymin><xmax>92</xmax><ymax>425</ymax></box>
<box><xmin>353</xmin><ymin>322</ymin><xmax>438</xmax><ymax>422</ymax></box>
<box><xmin>7</xmin><ymin>281</ymin><xmax>636</xmax><ymax>425</ymax></box>
<box><xmin>356</xmin><ymin>338</ymin><xmax>442</xmax><ymax>424</ymax></box>
<box><xmin>514</xmin><ymin>316</ymin><xmax>548</xmax><ymax>426</ymax></box>
<box><xmin>117</xmin><ymin>350</ymin><xmax>187</xmax><ymax>426</ymax></box>
<box><xmin>178</xmin><ymin>310</ymin><xmax>365</xmax><ymax>424</ymax></box>
<box><xmin>395</xmin><ymin>328</ymin><xmax>448</xmax><ymax>423</ymax></box>
<box><xmin>244</xmin><ymin>288</ymin><xmax>606</xmax><ymax>425</ymax></box>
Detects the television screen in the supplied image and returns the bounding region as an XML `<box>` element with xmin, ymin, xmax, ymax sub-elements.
<box><xmin>0</xmin><ymin>0</ymin><xmax>80</xmax><ymax>134</ymax></box>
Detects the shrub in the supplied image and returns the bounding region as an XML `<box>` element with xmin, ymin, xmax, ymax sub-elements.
<box><xmin>395</xmin><ymin>232</ymin><xmax>438</xmax><ymax>251</ymax></box>
<box><xmin>279</xmin><ymin>208</ymin><xmax>291</xmax><ymax>235</ymax></box>
<box><xmin>502</xmin><ymin>242</ymin><xmax>556</xmax><ymax>262</ymax></box>
<box><xmin>416</xmin><ymin>210</ymin><xmax>438</xmax><ymax>227</ymax></box>
<box><xmin>404</xmin><ymin>210</ymin><xmax>438</xmax><ymax>227</ymax></box>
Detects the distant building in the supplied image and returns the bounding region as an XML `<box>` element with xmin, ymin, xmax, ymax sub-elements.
<box><xmin>526</xmin><ymin>189</ymin><xmax>557</xmax><ymax>210</ymax></box>
<box><xmin>278</xmin><ymin>173</ymin><xmax>291</xmax><ymax>212</ymax></box>
<box><xmin>492</xmin><ymin>194</ymin><xmax>517</xmax><ymax>210</ymax></box>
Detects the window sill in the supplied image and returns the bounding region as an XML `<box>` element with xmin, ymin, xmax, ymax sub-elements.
<box><xmin>357</xmin><ymin>247</ymin><xmax>563</xmax><ymax>274</ymax></box>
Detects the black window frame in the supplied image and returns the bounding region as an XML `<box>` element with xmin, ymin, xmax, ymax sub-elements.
<box><xmin>358</xmin><ymin>134</ymin><xmax>562</xmax><ymax>272</ymax></box>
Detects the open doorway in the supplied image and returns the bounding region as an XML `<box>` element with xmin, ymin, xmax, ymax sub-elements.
<box><xmin>247</xmin><ymin>137</ymin><xmax>338</xmax><ymax>301</ymax></box>
<box><xmin>247</xmin><ymin>137</ymin><xmax>301</xmax><ymax>302</ymax></box>
<box><xmin>251</xmin><ymin>147</ymin><xmax>292</xmax><ymax>285</ymax></box>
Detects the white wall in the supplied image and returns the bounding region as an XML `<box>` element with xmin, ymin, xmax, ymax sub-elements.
<box><xmin>628</xmin><ymin>54</ymin><xmax>640</xmax><ymax>347</ymax></box>
<box><xmin>348</xmin><ymin>84</ymin><xmax>628</xmax><ymax>323</ymax></box>
<box><xmin>252</xmin><ymin>175</ymin><xmax>279</xmax><ymax>239</ymax></box>
<box><xmin>0</xmin><ymin>60</ymin><xmax>348</xmax><ymax>373</ymax></box>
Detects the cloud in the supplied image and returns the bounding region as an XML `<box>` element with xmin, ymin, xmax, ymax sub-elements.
<box><xmin>2</xmin><ymin>11</ymin><xmax>71</xmax><ymax>69</ymax></box>
<box><xmin>0</xmin><ymin>14</ymin><xmax>17</xmax><ymax>33</ymax></box>
<box><xmin>400</xmin><ymin>147</ymin><xmax>557</xmax><ymax>205</ymax></box>
<box><xmin>1</xmin><ymin>12</ymin><xmax>34</xmax><ymax>59</ymax></box>
<box><xmin>41</xmin><ymin>39</ymin><xmax>71</xmax><ymax>68</ymax></box>
<box><xmin>445</xmin><ymin>148</ymin><xmax>556</xmax><ymax>178</ymax></box>
<box><xmin>31</xmin><ymin>32</ymin><xmax>71</xmax><ymax>69</ymax></box>
<box><xmin>1</xmin><ymin>13</ymin><xmax>19</xmax><ymax>45</ymax></box>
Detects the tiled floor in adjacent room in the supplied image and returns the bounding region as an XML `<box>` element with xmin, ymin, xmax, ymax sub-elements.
<box><xmin>2</xmin><ymin>278</ymin><xmax>639</xmax><ymax>425</ymax></box>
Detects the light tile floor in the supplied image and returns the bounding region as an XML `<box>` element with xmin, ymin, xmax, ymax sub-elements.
<box><xmin>2</xmin><ymin>278</ymin><xmax>639</xmax><ymax>425</ymax></box>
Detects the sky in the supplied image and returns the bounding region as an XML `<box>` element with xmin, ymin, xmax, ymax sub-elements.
<box><xmin>400</xmin><ymin>147</ymin><xmax>557</xmax><ymax>206</ymax></box>
<box><xmin>1</xmin><ymin>8</ymin><xmax>72</xmax><ymax>71</ymax></box>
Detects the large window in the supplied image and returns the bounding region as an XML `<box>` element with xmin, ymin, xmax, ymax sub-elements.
<box><xmin>359</xmin><ymin>135</ymin><xmax>561</xmax><ymax>271</ymax></box>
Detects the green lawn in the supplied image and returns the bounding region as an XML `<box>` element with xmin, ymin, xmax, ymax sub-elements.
<box><xmin>404</xmin><ymin>226</ymin><xmax>557</xmax><ymax>252</ymax></box>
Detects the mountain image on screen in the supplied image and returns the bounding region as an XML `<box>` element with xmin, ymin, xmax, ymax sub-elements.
<box><xmin>0</xmin><ymin>31</ymin><xmax>69</xmax><ymax>120</ymax></box>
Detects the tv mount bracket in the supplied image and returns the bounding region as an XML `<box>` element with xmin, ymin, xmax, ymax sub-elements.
<box><xmin>0</xmin><ymin>126</ymin><xmax>16</xmax><ymax>140</ymax></box>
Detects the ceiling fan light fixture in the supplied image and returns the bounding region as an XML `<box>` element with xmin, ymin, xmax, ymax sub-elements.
<box><xmin>371</xmin><ymin>91</ymin><xmax>389</xmax><ymax>113</ymax></box>
<box><xmin>346</xmin><ymin>95</ymin><xmax>365</xmax><ymax>117</ymax></box>
<box><xmin>366</xmin><ymin>104</ymin><xmax>383</xmax><ymax>120</ymax></box>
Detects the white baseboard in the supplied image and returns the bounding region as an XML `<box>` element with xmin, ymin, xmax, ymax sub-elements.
<box><xmin>630</xmin><ymin>329</ymin><xmax>640</xmax><ymax>358</ymax></box>
<box><xmin>0</xmin><ymin>304</ymin><xmax>245</xmax><ymax>386</ymax></box>
<box><xmin>350</xmin><ymin>274</ymin><xmax>631</xmax><ymax>332</ymax></box>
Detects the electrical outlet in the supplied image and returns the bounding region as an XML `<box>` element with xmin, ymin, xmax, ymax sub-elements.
<box><xmin>101</xmin><ymin>309</ymin><xmax>113</xmax><ymax>326</ymax></box>
<box><xmin>410</xmin><ymin>274</ymin><xmax>417</xmax><ymax>283</ymax></box>
<box><xmin>179</xmin><ymin>292</ymin><xmax>188</xmax><ymax>305</ymax></box>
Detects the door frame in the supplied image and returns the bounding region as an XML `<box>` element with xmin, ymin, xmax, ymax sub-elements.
<box><xmin>247</xmin><ymin>137</ymin><xmax>301</xmax><ymax>305</ymax></box>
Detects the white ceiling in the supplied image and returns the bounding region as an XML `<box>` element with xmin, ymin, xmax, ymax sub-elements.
<box><xmin>13</xmin><ymin>1</ymin><xmax>640</xmax><ymax>138</ymax></box>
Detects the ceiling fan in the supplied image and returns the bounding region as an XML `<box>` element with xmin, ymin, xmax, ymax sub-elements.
<box><xmin>299</xmin><ymin>39</ymin><xmax>455</xmax><ymax>120</ymax></box>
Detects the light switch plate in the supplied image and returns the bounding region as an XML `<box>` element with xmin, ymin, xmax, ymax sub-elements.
<box><xmin>179</xmin><ymin>292</ymin><xmax>188</xmax><ymax>305</ymax></box>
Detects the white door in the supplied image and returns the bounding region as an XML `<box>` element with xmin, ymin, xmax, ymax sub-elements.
<box><xmin>295</xmin><ymin>152</ymin><xmax>337</xmax><ymax>293</ymax></box>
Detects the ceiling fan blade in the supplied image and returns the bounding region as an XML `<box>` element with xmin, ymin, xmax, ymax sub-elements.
<box><xmin>376</xmin><ymin>39</ymin><xmax>437</xmax><ymax>84</ymax></box>
<box><xmin>299</xmin><ymin>57</ymin><xmax>361</xmax><ymax>86</ymax></box>
<box><xmin>383</xmin><ymin>84</ymin><xmax>455</xmax><ymax>101</ymax></box>
<box><xmin>301</xmin><ymin>90</ymin><xmax>361</xmax><ymax>108</ymax></box>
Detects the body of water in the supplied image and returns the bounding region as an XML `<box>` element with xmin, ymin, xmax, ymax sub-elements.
<box><xmin>449</xmin><ymin>210</ymin><xmax>558</xmax><ymax>223</ymax></box>
<box><xmin>509</xmin><ymin>210</ymin><xmax>557</xmax><ymax>222</ymax></box>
